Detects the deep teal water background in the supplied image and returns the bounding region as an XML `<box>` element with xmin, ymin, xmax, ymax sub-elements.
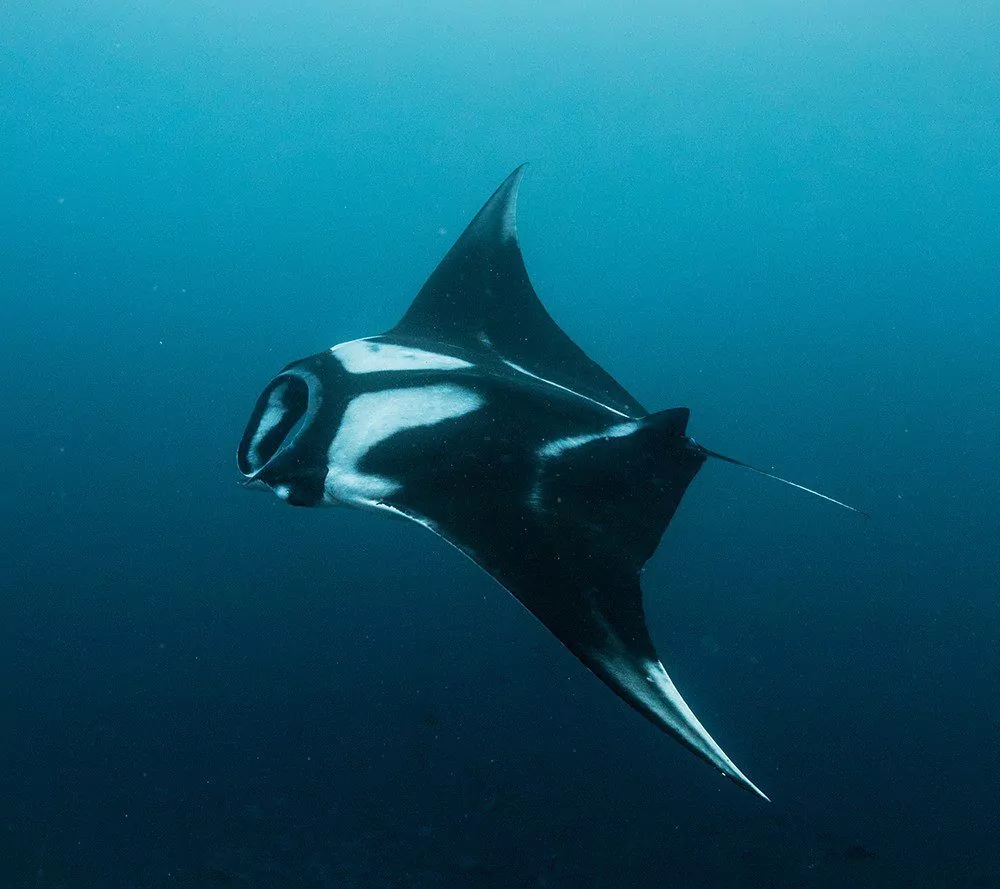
<box><xmin>2</xmin><ymin>2</ymin><xmax>998</xmax><ymax>886</ymax></box>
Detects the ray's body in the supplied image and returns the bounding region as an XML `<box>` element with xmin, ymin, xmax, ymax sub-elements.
<box><xmin>239</xmin><ymin>166</ymin><xmax>860</xmax><ymax>799</ymax></box>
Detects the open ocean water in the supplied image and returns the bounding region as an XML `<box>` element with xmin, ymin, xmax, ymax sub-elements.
<box><xmin>2</xmin><ymin>1</ymin><xmax>999</xmax><ymax>887</ymax></box>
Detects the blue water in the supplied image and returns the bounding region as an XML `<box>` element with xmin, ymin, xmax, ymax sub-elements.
<box><xmin>3</xmin><ymin>2</ymin><xmax>998</xmax><ymax>886</ymax></box>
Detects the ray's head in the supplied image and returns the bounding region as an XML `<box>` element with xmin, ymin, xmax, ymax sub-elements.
<box><xmin>237</xmin><ymin>355</ymin><xmax>331</xmax><ymax>507</ymax></box>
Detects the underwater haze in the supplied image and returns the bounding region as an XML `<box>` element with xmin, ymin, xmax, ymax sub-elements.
<box><xmin>3</xmin><ymin>0</ymin><xmax>999</xmax><ymax>886</ymax></box>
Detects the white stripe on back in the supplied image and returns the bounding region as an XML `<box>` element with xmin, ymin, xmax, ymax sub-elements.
<box><xmin>331</xmin><ymin>339</ymin><xmax>473</xmax><ymax>374</ymax></box>
<box><xmin>324</xmin><ymin>384</ymin><xmax>485</xmax><ymax>506</ymax></box>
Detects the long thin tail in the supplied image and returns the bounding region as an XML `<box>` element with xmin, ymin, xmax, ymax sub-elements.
<box><xmin>698</xmin><ymin>445</ymin><xmax>869</xmax><ymax>518</ymax></box>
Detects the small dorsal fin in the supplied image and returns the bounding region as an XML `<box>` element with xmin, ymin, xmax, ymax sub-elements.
<box><xmin>391</xmin><ymin>166</ymin><xmax>646</xmax><ymax>419</ymax></box>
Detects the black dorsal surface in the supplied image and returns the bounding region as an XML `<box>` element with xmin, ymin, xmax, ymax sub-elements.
<box><xmin>531</xmin><ymin>408</ymin><xmax>699</xmax><ymax>567</ymax></box>
<box><xmin>391</xmin><ymin>165</ymin><xmax>646</xmax><ymax>418</ymax></box>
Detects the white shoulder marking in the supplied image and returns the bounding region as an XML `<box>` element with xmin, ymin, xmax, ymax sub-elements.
<box><xmin>529</xmin><ymin>421</ymin><xmax>641</xmax><ymax>510</ymax></box>
<box><xmin>501</xmin><ymin>359</ymin><xmax>630</xmax><ymax>418</ymax></box>
<box><xmin>537</xmin><ymin>421</ymin><xmax>640</xmax><ymax>460</ymax></box>
<box><xmin>331</xmin><ymin>339</ymin><xmax>473</xmax><ymax>374</ymax></box>
<box><xmin>325</xmin><ymin>384</ymin><xmax>485</xmax><ymax>506</ymax></box>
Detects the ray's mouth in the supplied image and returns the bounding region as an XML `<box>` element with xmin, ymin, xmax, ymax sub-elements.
<box><xmin>238</xmin><ymin>477</ymin><xmax>272</xmax><ymax>492</ymax></box>
<box><xmin>237</xmin><ymin>373</ymin><xmax>311</xmax><ymax>478</ymax></box>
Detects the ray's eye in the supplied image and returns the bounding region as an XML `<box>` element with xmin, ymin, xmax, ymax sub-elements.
<box><xmin>237</xmin><ymin>375</ymin><xmax>309</xmax><ymax>476</ymax></box>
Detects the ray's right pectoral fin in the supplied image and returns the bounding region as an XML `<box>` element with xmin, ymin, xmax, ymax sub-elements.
<box><xmin>548</xmin><ymin>574</ymin><xmax>769</xmax><ymax>801</ymax></box>
<box><xmin>379</xmin><ymin>403</ymin><xmax>766</xmax><ymax>798</ymax></box>
<box><xmin>576</xmin><ymin>607</ymin><xmax>770</xmax><ymax>801</ymax></box>
<box><xmin>392</xmin><ymin>491</ymin><xmax>768</xmax><ymax>799</ymax></box>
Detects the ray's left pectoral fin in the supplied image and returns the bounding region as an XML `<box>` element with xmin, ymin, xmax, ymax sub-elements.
<box><xmin>391</xmin><ymin>164</ymin><xmax>646</xmax><ymax>418</ymax></box>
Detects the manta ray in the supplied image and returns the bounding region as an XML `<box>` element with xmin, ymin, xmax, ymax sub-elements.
<box><xmin>238</xmin><ymin>165</ymin><xmax>862</xmax><ymax>800</ymax></box>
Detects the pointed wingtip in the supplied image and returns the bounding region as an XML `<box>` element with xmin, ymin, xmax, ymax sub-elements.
<box><xmin>597</xmin><ymin>655</ymin><xmax>771</xmax><ymax>803</ymax></box>
<box><xmin>654</xmin><ymin>669</ymin><xmax>772</xmax><ymax>802</ymax></box>
<box><xmin>722</xmin><ymin>763</ymin><xmax>771</xmax><ymax>802</ymax></box>
<box><xmin>500</xmin><ymin>163</ymin><xmax>529</xmax><ymax>234</ymax></box>
<box><xmin>702</xmin><ymin>735</ymin><xmax>770</xmax><ymax>802</ymax></box>
<box><xmin>508</xmin><ymin>161</ymin><xmax>530</xmax><ymax>181</ymax></box>
<box><xmin>494</xmin><ymin>163</ymin><xmax>528</xmax><ymax>242</ymax></box>
<box><xmin>466</xmin><ymin>163</ymin><xmax>530</xmax><ymax>246</ymax></box>
<box><xmin>497</xmin><ymin>163</ymin><xmax>529</xmax><ymax>199</ymax></box>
